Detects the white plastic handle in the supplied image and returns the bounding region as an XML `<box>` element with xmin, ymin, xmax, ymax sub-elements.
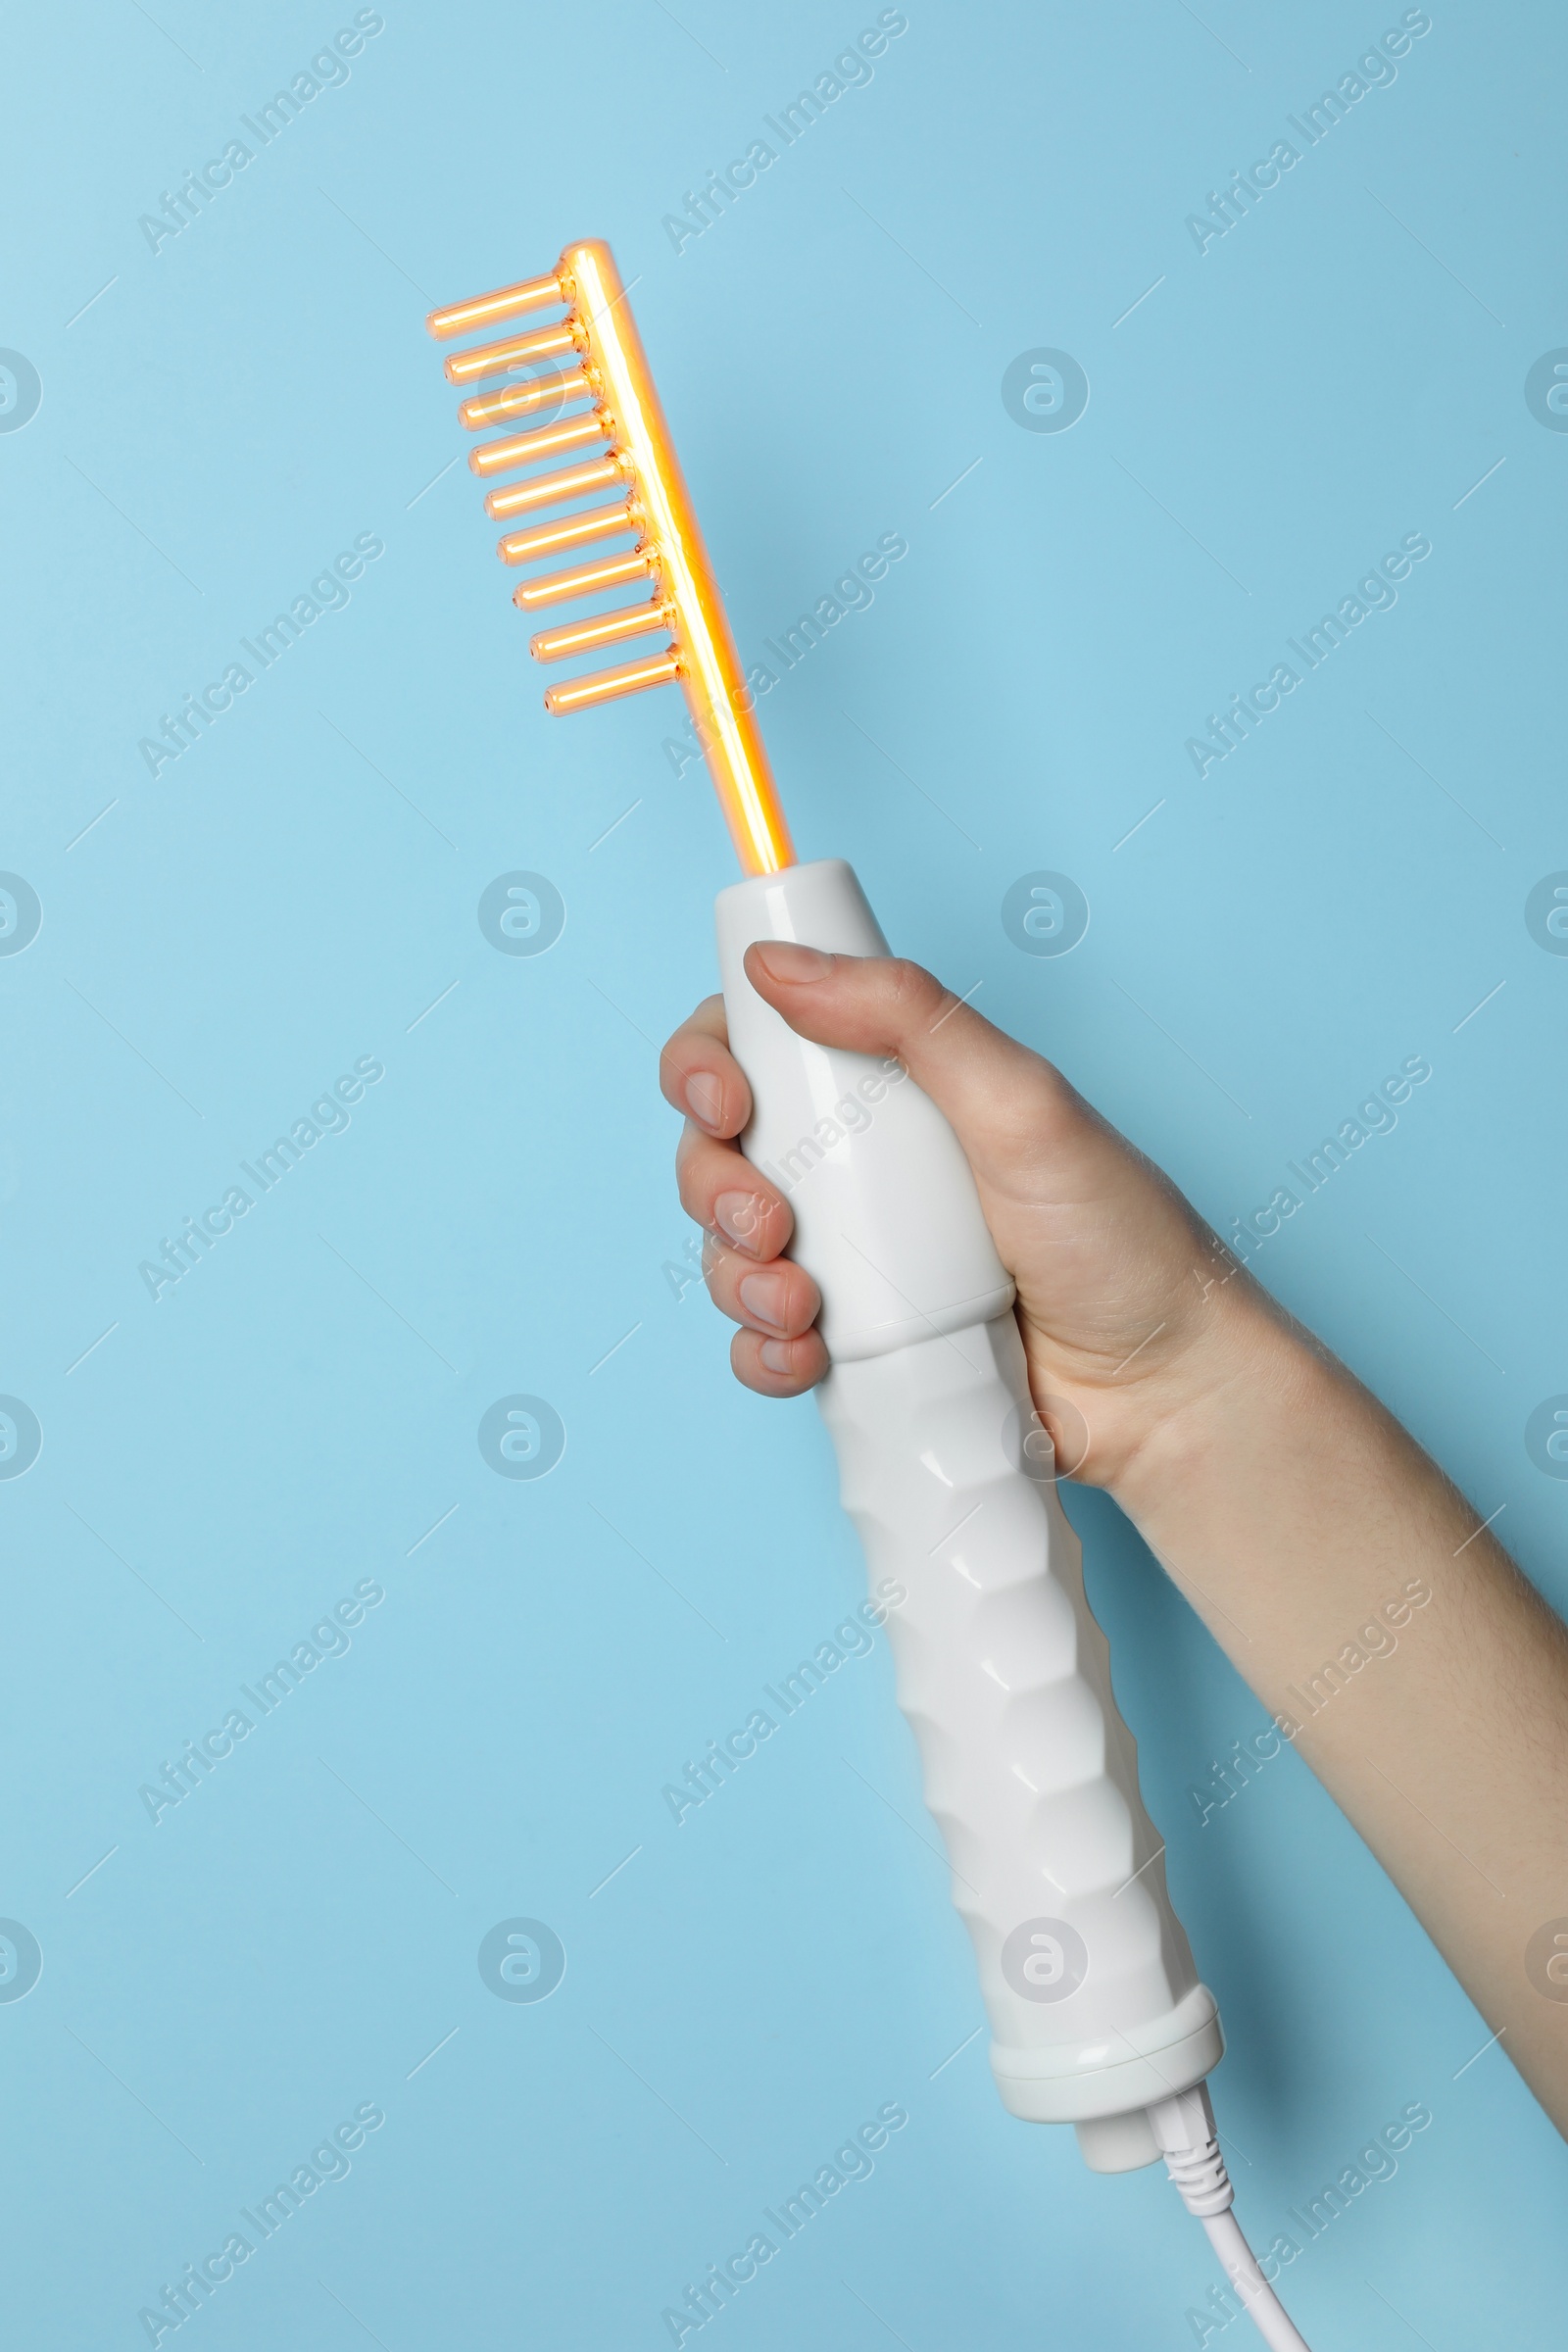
<box><xmin>715</xmin><ymin>859</ymin><xmax>1222</xmax><ymax>2149</ymax></box>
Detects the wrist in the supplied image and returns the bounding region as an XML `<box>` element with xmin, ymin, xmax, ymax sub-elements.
<box><xmin>1100</xmin><ymin>1273</ymin><xmax>1315</xmax><ymax>1526</ymax></box>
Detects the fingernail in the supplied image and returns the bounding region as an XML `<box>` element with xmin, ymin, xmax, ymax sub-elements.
<box><xmin>738</xmin><ymin>1269</ymin><xmax>790</xmax><ymax>1330</ymax></box>
<box><xmin>713</xmin><ymin>1191</ymin><xmax>765</xmax><ymax>1250</ymax></box>
<box><xmin>685</xmin><ymin>1070</ymin><xmax>723</xmax><ymax>1127</ymax></box>
<box><xmin>752</xmin><ymin>941</ymin><xmax>833</xmax><ymax>984</ymax></box>
<box><xmin>760</xmin><ymin>1338</ymin><xmax>795</xmax><ymax>1373</ymax></box>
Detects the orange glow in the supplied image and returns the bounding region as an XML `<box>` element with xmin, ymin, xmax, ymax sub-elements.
<box><xmin>427</xmin><ymin>240</ymin><xmax>796</xmax><ymax>876</ymax></box>
<box><xmin>425</xmin><ymin>272</ymin><xmax>563</xmax><ymax>340</ymax></box>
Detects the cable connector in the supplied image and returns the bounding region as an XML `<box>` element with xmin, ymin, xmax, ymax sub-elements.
<box><xmin>1146</xmin><ymin>2081</ymin><xmax>1314</xmax><ymax>2352</ymax></box>
<box><xmin>1148</xmin><ymin>2081</ymin><xmax>1232</xmax><ymax>2216</ymax></box>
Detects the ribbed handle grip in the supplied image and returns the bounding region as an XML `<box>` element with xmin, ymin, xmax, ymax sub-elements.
<box><xmin>819</xmin><ymin>1313</ymin><xmax>1221</xmax><ymax>2124</ymax></box>
<box><xmin>714</xmin><ymin>859</ymin><xmax>1221</xmax><ymax>2132</ymax></box>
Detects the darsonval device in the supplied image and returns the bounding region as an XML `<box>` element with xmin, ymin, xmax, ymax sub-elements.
<box><xmin>427</xmin><ymin>240</ymin><xmax>1312</xmax><ymax>2350</ymax></box>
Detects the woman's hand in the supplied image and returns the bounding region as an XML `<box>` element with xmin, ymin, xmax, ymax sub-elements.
<box><xmin>662</xmin><ymin>939</ymin><xmax>1568</xmax><ymax>2141</ymax></box>
<box><xmin>659</xmin><ymin>940</ymin><xmax>1281</xmax><ymax>1493</ymax></box>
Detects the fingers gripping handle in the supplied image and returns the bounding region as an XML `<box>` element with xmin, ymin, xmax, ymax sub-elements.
<box><xmin>714</xmin><ymin>859</ymin><xmax>1222</xmax><ymax>2138</ymax></box>
<box><xmin>713</xmin><ymin>859</ymin><xmax>1013</xmax><ymax>1361</ymax></box>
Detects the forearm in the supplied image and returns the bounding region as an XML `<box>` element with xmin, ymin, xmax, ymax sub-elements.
<box><xmin>1113</xmin><ymin>1286</ymin><xmax>1568</xmax><ymax>2135</ymax></box>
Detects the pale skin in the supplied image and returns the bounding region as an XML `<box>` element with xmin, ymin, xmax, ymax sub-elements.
<box><xmin>662</xmin><ymin>941</ymin><xmax>1568</xmax><ymax>2139</ymax></box>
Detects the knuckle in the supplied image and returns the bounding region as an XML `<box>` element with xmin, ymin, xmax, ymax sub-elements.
<box><xmin>883</xmin><ymin>956</ymin><xmax>941</xmax><ymax>1022</ymax></box>
<box><xmin>674</xmin><ymin>1157</ymin><xmax>710</xmax><ymax>1220</ymax></box>
<box><xmin>704</xmin><ymin>1259</ymin><xmax>743</xmax><ymax>1324</ymax></box>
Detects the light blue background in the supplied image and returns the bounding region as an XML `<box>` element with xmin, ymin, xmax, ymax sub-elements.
<box><xmin>3</xmin><ymin>2</ymin><xmax>1564</xmax><ymax>2344</ymax></box>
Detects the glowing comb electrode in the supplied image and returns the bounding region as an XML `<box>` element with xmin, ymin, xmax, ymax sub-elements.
<box><xmin>427</xmin><ymin>242</ymin><xmax>1312</xmax><ymax>2352</ymax></box>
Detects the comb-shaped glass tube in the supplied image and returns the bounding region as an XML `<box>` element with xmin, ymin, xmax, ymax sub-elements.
<box><xmin>427</xmin><ymin>238</ymin><xmax>795</xmax><ymax>874</ymax></box>
<box><xmin>556</xmin><ymin>240</ymin><xmax>793</xmax><ymax>874</ymax></box>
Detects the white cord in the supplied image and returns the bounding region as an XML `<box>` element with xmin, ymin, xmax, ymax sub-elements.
<box><xmin>1147</xmin><ymin>2082</ymin><xmax>1313</xmax><ymax>2352</ymax></box>
<box><xmin>1200</xmin><ymin>2209</ymin><xmax>1311</xmax><ymax>2352</ymax></box>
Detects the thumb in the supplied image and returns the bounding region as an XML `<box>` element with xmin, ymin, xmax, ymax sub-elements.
<box><xmin>742</xmin><ymin>940</ymin><xmax>1081</xmax><ymax>1172</ymax></box>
